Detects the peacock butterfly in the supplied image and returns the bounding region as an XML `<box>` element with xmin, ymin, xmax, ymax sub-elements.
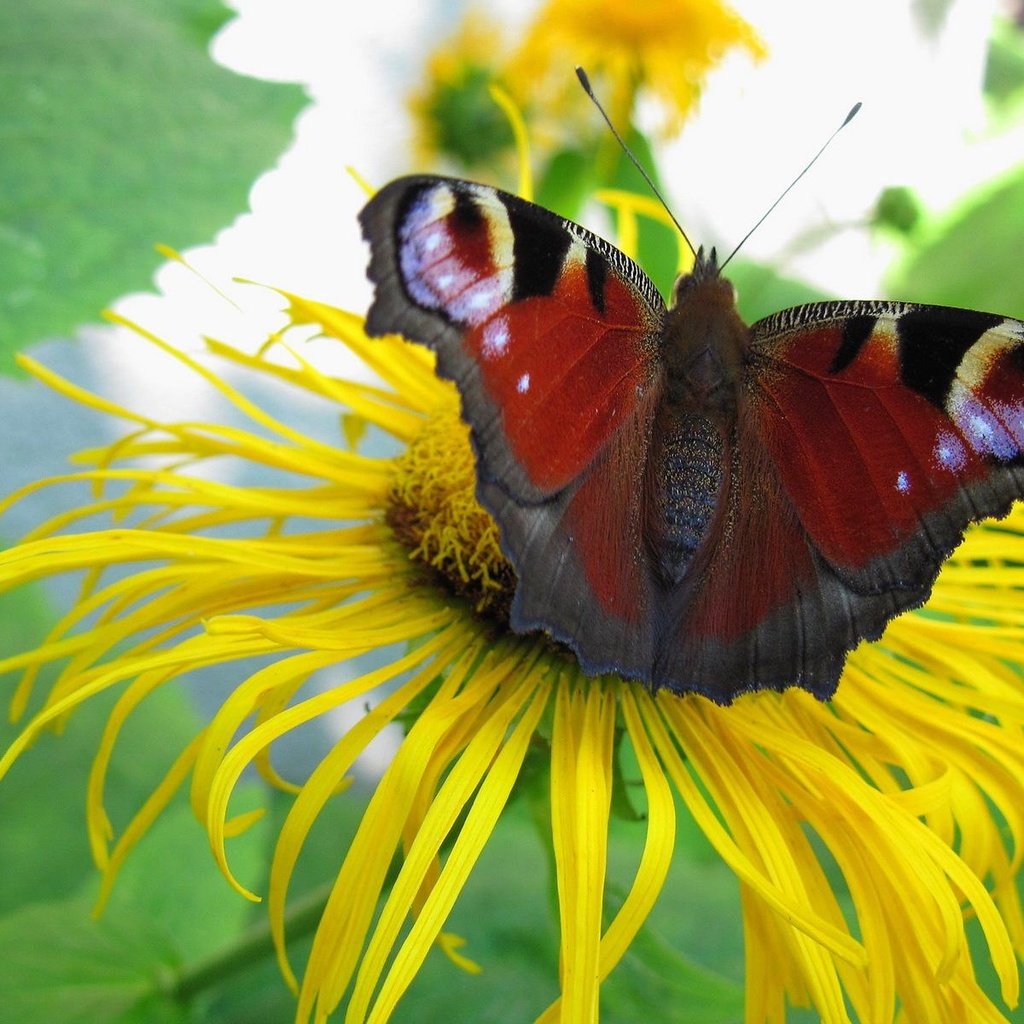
<box><xmin>359</xmin><ymin>175</ymin><xmax>1024</xmax><ymax>703</ymax></box>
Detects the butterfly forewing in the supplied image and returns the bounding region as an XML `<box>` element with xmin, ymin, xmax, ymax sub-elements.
<box><xmin>362</xmin><ymin>177</ymin><xmax>665</xmax><ymax>495</ymax></box>
<box><xmin>750</xmin><ymin>300</ymin><xmax>1024</xmax><ymax>597</ymax></box>
<box><xmin>361</xmin><ymin>175</ymin><xmax>667</xmax><ymax>681</ymax></box>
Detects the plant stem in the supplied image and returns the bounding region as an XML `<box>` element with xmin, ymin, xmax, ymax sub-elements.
<box><xmin>167</xmin><ymin>882</ymin><xmax>331</xmax><ymax>1003</ymax></box>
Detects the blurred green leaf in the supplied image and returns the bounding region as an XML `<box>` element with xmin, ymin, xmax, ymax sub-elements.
<box><xmin>887</xmin><ymin>167</ymin><xmax>1024</xmax><ymax>317</ymax></box>
<box><xmin>0</xmin><ymin>0</ymin><xmax>305</xmax><ymax>365</ymax></box>
<box><xmin>985</xmin><ymin>17</ymin><xmax>1024</xmax><ymax>105</ymax></box>
<box><xmin>536</xmin><ymin>147</ymin><xmax>594</xmax><ymax>222</ymax></box>
<box><xmin>0</xmin><ymin>895</ymin><xmax>193</xmax><ymax>1024</ymax></box>
<box><xmin>102</xmin><ymin>795</ymin><xmax>271</xmax><ymax>963</ymax></box>
<box><xmin>0</xmin><ymin>643</ymin><xmax>269</xmax><ymax>945</ymax></box>
<box><xmin>610</xmin><ymin>725</ymin><xmax>645</xmax><ymax>824</ymax></box>
<box><xmin>0</xmin><ymin>574</ymin><xmax>53</xmax><ymax>676</ymax></box>
<box><xmin>912</xmin><ymin>0</ymin><xmax>958</xmax><ymax>38</ymax></box>
<box><xmin>0</xmin><ymin>680</ymin><xmax>205</xmax><ymax>911</ymax></box>
<box><xmin>601</xmin><ymin>905</ymin><xmax>743</xmax><ymax>1024</ymax></box>
<box><xmin>425</xmin><ymin>64</ymin><xmax>513</xmax><ymax>167</ymax></box>
<box><xmin>0</xmin><ymin>579</ymin><xmax>93</xmax><ymax>909</ymax></box>
<box><xmin>872</xmin><ymin>185</ymin><xmax>923</xmax><ymax>236</ymax></box>
<box><xmin>399</xmin><ymin>799</ymin><xmax>560</xmax><ymax>1021</ymax></box>
<box><xmin>727</xmin><ymin>259</ymin><xmax>831</xmax><ymax>324</ymax></box>
<box><xmin>0</xmin><ymin>662</ymin><xmax>287</xmax><ymax>1021</ymax></box>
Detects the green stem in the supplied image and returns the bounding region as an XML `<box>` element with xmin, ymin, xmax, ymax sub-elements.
<box><xmin>166</xmin><ymin>881</ymin><xmax>331</xmax><ymax>1003</ymax></box>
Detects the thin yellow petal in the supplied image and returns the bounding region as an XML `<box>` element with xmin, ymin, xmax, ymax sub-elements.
<box><xmin>267</xmin><ymin>627</ymin><xmax>476</xmax><ymax>991</ymax></box>
<box><xmin>296</xmin><ymin>642</ymin><xmax>510</xmax><ymax>1022</ymax></box>
<box><xmin>549</xmin><ymin>678</ymin><xmax>616</xmax><ymax>1024</ymax></box>
<box><xmin>352</xmin><ymin>669</ymin><xmax>549</xmax><ymax>1024</ymax></box>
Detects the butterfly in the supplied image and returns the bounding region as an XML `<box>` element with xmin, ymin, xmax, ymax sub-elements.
<box><xmin>359</xmin><ymin>175</ymin><xmax>1024</xmax><ymax>703</ymax></box>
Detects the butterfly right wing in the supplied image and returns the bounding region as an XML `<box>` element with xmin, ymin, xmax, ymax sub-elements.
<box><xmin>657</xmin><ymin>299</ymin><xmax>1024</xmax><ymax>702</ymax></box>
<box><xmin>360</xmin><ymin>176</ymin><xmax>668</xmax><ymax>680</ymax></box>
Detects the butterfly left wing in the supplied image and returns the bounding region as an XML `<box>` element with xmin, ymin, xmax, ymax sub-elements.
<box><xmin>360</xmin><ymin>176</ymin><xmax>667</xmax><ymax>680</ymax></box>
<box><xmin>747</xmin><ymin>300</ymin><xmax>1024</xmax><ymax>653</ymax></box>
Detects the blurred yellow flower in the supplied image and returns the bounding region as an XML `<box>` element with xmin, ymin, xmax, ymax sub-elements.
<box><xmin>1</xmin><ymin>279</ymin><xmax>1024</xmax><ymax>1021</ymax></box>
<box><xmin>507</xmin><ymin>0</ymin><xmax>766</xmax><ymax>136</ymax></box>
<box><xmin>409</xmin><ymin>11</ymin><xmax>516</xmax><ymax>168</ymax></box>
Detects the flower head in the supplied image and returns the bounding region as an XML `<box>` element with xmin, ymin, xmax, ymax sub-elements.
<box><xmin>409</xmin><ymin>11</ymin><xmax>516</xmax><ymax>169</ymax></box>
<box><xmin>2</xmin><ymin>275</ymin><xmax>1024</xmax><ymax>1021</ymax></box>
<box><xmin>507</xmin><ymin>0</ymin><xmax>766</xmax><ymax>136</ymax></box>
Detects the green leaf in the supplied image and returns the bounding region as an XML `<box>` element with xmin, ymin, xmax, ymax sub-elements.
<box><xmin>401</xmin><ymin>801</ymin><xmax>561</xmax><ymax>1022</ymax></box>
<box><xmin>424</xmin><ymin>63</ymin><xmax>514</xmax><ymax>167</ymax></box>
<box><xmin>536</xmin><ymin>148</ymin><xmax>594</xmax><ymax>223</ymax></box>
<box><xmin>887</xmin><ymin>167</ymin><xmax>1024</xmax><ymax>317</ymax></box>
<box><xmin>985</xmin><ymin>17</ymin><xmax>1024</xmax><ymax>105</ymax></box>
<box><xmin>0</xmin><ymin>894</ymin><xmax>193</xmax><ymax>1024</ymax></box>
<box><xmin>102</xmin><ymin>794</ymin><xmax>271</xmax><ymax>963</ymax></box>
<box><xmin>0</xmin><ymin>686</ymin><xmax>170</xmax><ymax>910</ymax></box>
<box><xmin>601</xmin><ymin>910</ymin><xmax>744</xmax><ymax>1024</ymax></box>
<box><xmin>0</xmin><ymin>0</ymin><xmax>305</xmax><ymax>365</ymax></box>
<box><xmin>872</xmin><ymin>185</ymin><xmax>923</xmax><ymax>236</ymax></box>
<box><xmin>727</xmin><ymin>258</ymin><xmax>831</xmax><ymax>324</ymax></box>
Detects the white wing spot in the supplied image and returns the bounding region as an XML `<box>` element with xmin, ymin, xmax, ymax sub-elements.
<box><xmin>934</xmin><ymin>431</ymin><xmax>967</xmax><ymax>472</ymax></box>
<box><xmin>969</xmin><ymin>413</ymin><xmax>993</xmax><ymax>441</ymax></box>
<box><xmin>895</xmin><ymin>470</ymin><xmax>910</xmax><ymax>493</ymax></box>
<box><xmin>949</xmin><ymin>386</ymin><xmax>1017</xmax><ymax>459</ymax></box>
<box><xmin>517</xmin><ymin>373</ymin><xmax>531</xmax><ymax>394</ymax></box>
<box><xmin>449</xmin><ymin>275</ymin><xmax>512</xmax><ymax>326</ymax></box>
<box><xmin>481</xmin><ymin>317</ymin><xmax>510</xmax><ymax>359</ymax></box>
<box><xmin>421</xmin><ymin>227</ymin><xmax>445</xmax><ymax>253</ymax></box>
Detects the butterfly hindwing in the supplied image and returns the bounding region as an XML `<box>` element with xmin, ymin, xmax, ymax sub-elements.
<box><xmin>480</xmin><ymin>393</ymin><xmax>660</xmax><ymax>680</ymax></box>
<box><xmin>361</xmin><ymin>175</ymin><xmax>667</xmax><ymax>677</ymax></box>
<box><xmin>652</xmin><ymin>416</ymin><xmax>858</xmax><ymax>700</ymax></box>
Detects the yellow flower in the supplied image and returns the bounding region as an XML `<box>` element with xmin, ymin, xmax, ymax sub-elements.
<box><xmin>409</xmin><ymin>11</ymin><xmax>516</xmax><ymax>169</ymax></box>
<box><xmin>2</xmin><ymin>278</ymin><xmax>1024</xmax><ymax>1021</ymax></box>
<box><xmin>506</xmin><ymin>0</ymin><xmax>766</xmax><ymax>136</ymax></box>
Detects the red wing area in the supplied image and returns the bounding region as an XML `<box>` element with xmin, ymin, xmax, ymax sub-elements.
<box><xmin>361</xmin><ymin>175</ymin><xmax>665</xmax><ymax>504</ymax></box>
<box><xmin>749</xmin><ymin>303</ymin><xmax>1024</xmax><ymax>594</ymax></box>
<box><xmin>655</xmin><ymin>301</ymin><xmax>1024</xmax><ymax>702</ymax></box>
<box><xmin>463</xmin><ymin>262</ymin><xmax>660</xmax><ymax>492</ymax></box>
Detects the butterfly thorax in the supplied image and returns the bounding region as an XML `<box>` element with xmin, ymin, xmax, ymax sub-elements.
<box><xmin>661</xmin><ymin>272</ymin><xmax>750</xmax><ymax>419</ymax></box>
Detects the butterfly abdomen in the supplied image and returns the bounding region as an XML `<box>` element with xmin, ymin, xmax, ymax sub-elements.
<box><xmin>649</xmin><ymin>412</ymin><xmax>725</xmax><ymax>586</ymax></box>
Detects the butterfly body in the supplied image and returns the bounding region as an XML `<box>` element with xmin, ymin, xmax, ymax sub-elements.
<box><xmin>361</xmin><ymin>175</ymin><xmax>1024</xmax><ymax>703</ymax></box>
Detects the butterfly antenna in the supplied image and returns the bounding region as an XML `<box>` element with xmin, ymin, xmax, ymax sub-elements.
<box><xmin>575</xmin><ymin>65</ymin><xmax>697</xmax><ymax>260</ymax></box>
<box><xmin>720</xmin><ymin>101</ymin><xmax>862</xmax><ymax>271</ymax></box>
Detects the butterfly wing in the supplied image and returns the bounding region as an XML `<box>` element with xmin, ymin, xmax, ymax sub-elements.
<box><xmin>696</xmin><ymin>300</ymin><xmax>1024</xmax><ymax>697</ymax></box>
<box><xmin>360</xmin><ymin>175</ymin><xmax>667</xmax><ymax>677</ymax></box>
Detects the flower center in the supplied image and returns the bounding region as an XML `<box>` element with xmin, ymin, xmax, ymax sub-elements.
<box><xmin>387</xmin><ymin>403</ymin><xmax>516</xmax><ymax>619</ymax></box>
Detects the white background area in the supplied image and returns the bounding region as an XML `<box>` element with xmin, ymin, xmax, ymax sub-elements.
<box><xmin>124</xmin><ymin>0</ymin><xmax>1020</xmax><ymax>339</ymax></box>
